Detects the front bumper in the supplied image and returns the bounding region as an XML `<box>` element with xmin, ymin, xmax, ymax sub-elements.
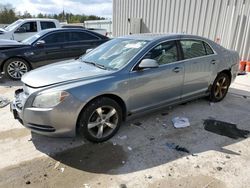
<box><xmin>10</xmin><ymin>89</ymin><xmax>78</xmax><ymax>137</ymax></box>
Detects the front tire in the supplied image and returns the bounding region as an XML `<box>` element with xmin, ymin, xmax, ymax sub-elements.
<box><xmin>3</xmin><ymin>58</ymin><xmax>30</xmax><ymax>80</ymax></box>
<box><xmin>210</xmin><ymin>73</ymin><xmax>230</xmax><ymax>102</ymax></box>
<box><xmin>78</xmin><ymin>97</ymin><xmax>122</xmax><ymax>142</ymax></box>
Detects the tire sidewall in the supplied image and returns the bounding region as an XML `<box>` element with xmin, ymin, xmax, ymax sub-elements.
<box><xmin>3</xmin><ymin>58</ymin><xmax>30</xmax><ymax>80</ymax></box>
<box><xmin>78</xmin><ymin>97</ymin><xmax>122</xmax><ymax>142</ymax></box>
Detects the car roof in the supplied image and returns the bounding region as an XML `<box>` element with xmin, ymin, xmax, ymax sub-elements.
<box><xmin>119</xmin><ymin>33</ymin><xmax>210</xmax><ymax>42</ymax></box>
<box><xmin>18</xmin><ymin>18</ymin><xmax>58</xmax><ymax>22</ymax></box>
<box><xmin>37</xmin><ymin>28</ymin><xmax>108</xmax><ymax>39</ymax></box>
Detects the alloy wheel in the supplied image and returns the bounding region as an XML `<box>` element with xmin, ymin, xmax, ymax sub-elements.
<box><xmin>87</xmin><ymin>106</ymin><xmax>118</xmax><ymax>139</ymax></box>
<box><xmin>214</xmin><ymin>76</ymin><xmax>229</xmax><ymax>100</ymax></box>
<box><xmin>7</xmin><ymin>61</ymin><xmax>28</xmax><ymax>79</ymax></box>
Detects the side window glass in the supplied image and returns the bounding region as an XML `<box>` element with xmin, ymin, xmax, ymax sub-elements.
<box><xmin>43</xmin><ymin>32</ymin><xmax>65</xmax><ymax>44</ymax></box>
<box><xmin>70</xmin><ymin>32</ymin><xmax>98</xmax><ymax>41</ymax></box>
<box><xmin>203</xmin><ymin>42</ymin><xmax>214</xmax><ymax>55</ymax></box>
<box><xmin>180</xmin><ymin>40</ymin><xmax>206</xmax><ymax>59</ymax></box>
<box><xmin>41</xmin><ymin>22</ymin><xmax>56</xmax><ymax>30</ymax></box>
<box><xmin>144</xmin><ymin>41</ymin><xmax>178</xmax><ymax>65</ymax></box>
<box><xmin>19</xmin><ymin>22</ymin><xmax>37</xmax><ymax>32</ymax></box>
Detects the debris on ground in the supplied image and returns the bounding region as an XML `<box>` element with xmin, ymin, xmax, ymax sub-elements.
<box><xmin>122</xmin><ymin>161</ymin><xmax>126</xmax><ymax>164</ymax></box>
<box><xmin>209</xmin><ymin>102</ymin><xmax>215</xmax><ymax>106</ymax></box>
<box><xmin>25</xmin><ymin>181</ymin><xmax>31</xmax><ymax>185</ymax></box>
<box><xmin>54</xmin><ymin>161</ymin><xmax>60</xmax><ymax>169</ymax></box>
<box><xmin>192</xmin><ymin>153</ymin><xmax>198</xmax><ymax>157</ymax></box>
<box><xmin>118</xmin><ymin>135</ymin><xmax>127</xmax><ymax>140</ymax></box>
<box><xmin>204</xmin><ymin>119</ymin><xmax>250</xmax><ymax>139</ymax></box>
<box><xmin>147</xmin><ymin>175</ymin><xmax>152</xmax><ymax>179</ymax></box>
<box><xmin>166</xmin><ymin>143</ymin><xmax>190</xmax><ymax>153</ymax></box>
<box><xmin>112</xmin><ymin>142</ymin><xmax>117</xmax><ymax>146</ymax></box>
<box><xmin>172</xmin><ymin>117</ymin><xmax>190</xmax><ymax>128</ymax></box>
<box><xmin>149</xmin><ymin>137</ymin><xmax>155</xmax><ymax>141</ymax></box>
<box><xmin>120</xmin><ymin>184</ymin><xmax>127</xmax><ymax>188</ymax></box>
<box><xmin>0</xmin><ymin>96</ymin><xmax>10</xmax><ymax>108</ymax></box>
<box><xmin>161</xmin><ymin>112</ymin><xmax>169</xmax><ymax>116</ymax></box>
<box><xmin>216</xmin><ymin>167</ymin><xmax>223</xmax><ymax>171</ymax></box>
<box><xmin>127</xmin><ymin>146</ymin><xmax>132</xmax><ymax>151</ymax></box>
<box><xmin>226</xmin><ymin>155</ymin><xmax>230</xmax><ymax>159</ymax></box>
<box><xmin>60</xmin><ymin>167</ymin><xmax>65</xmax><ymax>173</ymax></box>
<box><xmin>83</xmin><ymin>183</ymin><xmax>91</xmax><ymax>188</ymax></box>
<box><xmin>133</xmin><ymin>122</ymin><xmax>142</xmax><ymax>126</ymax></box>
<box><xmin>162</xmin><ymin>123</ymin><xmax>168</xmax><ymax>129</ymax></box>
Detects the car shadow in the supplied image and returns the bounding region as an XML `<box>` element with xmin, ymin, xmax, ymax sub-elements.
<box><xmin>31</xmin><ymin>88</ymin><xmax>250</xmax><ymax>175</ymax></box>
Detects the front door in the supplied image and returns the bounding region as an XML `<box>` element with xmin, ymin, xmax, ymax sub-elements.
<box><xmin>13</xmin><ymin>21</ymin><xmax>38</xmax><ymax>41</ymax></box>
<box><xmin>128</xmin><ymin>40</ymin><xmax>184</xmax><ymax>113</ymax></box>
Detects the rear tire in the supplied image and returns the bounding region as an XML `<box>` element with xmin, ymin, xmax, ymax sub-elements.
<box><xmin>3</xmin><ymin>58</ymin><xmax>30</xmax><ymax>80</ymax></box>
<box><xmin>210</xmin><ymin>73</ymin><xmax>230</xmax><ymax>102</ymax></box>
<box><xmin>78</xmin><ymin>97</ymin><xmax>122</xmax><ymax>142</ymax></box>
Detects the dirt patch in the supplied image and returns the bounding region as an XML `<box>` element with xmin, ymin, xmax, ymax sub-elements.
<box><xmin>0</xmin><ymin>128</ymin><xmax>30</xmax><ymax>140</ymax></box>
<box><xmin>148</xmin><ymin>175</ymin><xmax>227</xmax><ymax>188</ymax></box>
<box><xmin>204</xmin><ymin>119</ymin><xmax>249</xmax><ymax>139</ymax></box>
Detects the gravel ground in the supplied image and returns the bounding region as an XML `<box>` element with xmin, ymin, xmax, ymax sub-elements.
<box><xmin>0</xmin><ymin>74</ymin><xmax>249</xmax><ymax>188</ymax></box>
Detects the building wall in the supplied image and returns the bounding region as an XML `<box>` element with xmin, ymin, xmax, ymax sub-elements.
<box><xmin>113</xmin><ymin>0</ymin><xmax>250</xmax><ymax>60</ymax></box>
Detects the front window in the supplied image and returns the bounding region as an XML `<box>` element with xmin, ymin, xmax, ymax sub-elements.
<box><xmin>80</xmin><ymin>38</ymin><xmax>148</xmax><ymax>70</ymax></box>
<box><xmin>143</xmin><ymin>41</ymin><xmax>178</xmax><ymax>65</ymax></box>
<box><xmin>18</xmin><ymin>22</ymin><xmax>37</xmax><ymax>33</ymax></box>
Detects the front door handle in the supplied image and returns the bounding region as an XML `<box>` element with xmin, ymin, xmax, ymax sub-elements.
<box><xmin>211</xmin><ymin>60</ymin><xmax>216</xmax><ymax>64</ymax></box>
<box><xmin>173</xmin><ymin>67</ymin><xmax>181</xmax><ymax>73</ymax></box>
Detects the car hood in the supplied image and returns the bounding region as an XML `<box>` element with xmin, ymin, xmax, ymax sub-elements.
<box><xmin>0</xmin><ymin>39</ymin><xmax>29</xmax><ymax>50</ymax></box>
<box><xmin>22</xmin><ymin>59</ymin><xmax>111</xmax><ymax>88</ymax></box>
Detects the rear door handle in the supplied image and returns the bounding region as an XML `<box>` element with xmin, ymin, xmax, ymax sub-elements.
<box><xmin>173</xmin><ymin>67</ymin><xmax>181</xmax><ymax>73</ymax></box>
<box><xmin>211</xmin><ymin>60</ymin><xmax>216</xmax><ymax>64</ymax></box>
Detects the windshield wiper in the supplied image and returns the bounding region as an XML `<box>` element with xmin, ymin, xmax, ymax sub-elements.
<box><xmin>82</xmin><ymin>61</ymin><xmax>107</xmax><ymax>70</ymax></box>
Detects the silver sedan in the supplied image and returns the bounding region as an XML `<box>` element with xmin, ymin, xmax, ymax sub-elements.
<box><xmin>11</xmin><ymin>34</ymin><xmax>239</xmax><ymax>142</ymax></box>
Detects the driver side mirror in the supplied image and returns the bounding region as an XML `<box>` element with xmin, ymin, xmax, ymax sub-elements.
<box><xmin>35</xmin><ymin>40</ymin><xmax>45</xmax><ymax>47</ymax></box>
<box><xmin>15</xmin><ymin>27</ymin><xmax>26</xmax><ymax>33</ymax></box>
<box><xmin>138</xmin><ymin>59</ymin><xmax>159</xmax><ymax>70</ymax></box>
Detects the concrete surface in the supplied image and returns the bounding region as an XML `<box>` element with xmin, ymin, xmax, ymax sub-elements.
<box><xmin>0</xmin><ymin>74</ymin><xmax>249</xmax><ymax>188</ymax></box>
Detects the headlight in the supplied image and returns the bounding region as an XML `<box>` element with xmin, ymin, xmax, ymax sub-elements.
<box><xmin>33</xmin><ymin>91</ymin><xmax>69</xmax><ymax>108</ymax></box>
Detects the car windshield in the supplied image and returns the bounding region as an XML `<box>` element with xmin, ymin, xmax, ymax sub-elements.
<box><xmin>21</xmin><ymin>30</ymin><xmax>48</xmax><ymax>44</ymax></box>
<box><xmin>80</xmin><ymin>38</ymin><xmax>148</xmax><ymax>70</ymax></box>
<box><xmin>4</xmin><ymin>20</ymin><xmax>23</xmax><ymax>31</ymax></box>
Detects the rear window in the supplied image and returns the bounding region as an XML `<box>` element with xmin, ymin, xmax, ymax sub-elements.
<box><xmin>180</xmin><ymin>40</ymin><xmax>207</xmax><ymax>59</ymax></box>
<box><xmin>41</xmin><ymin>21</ymin><xmax>56</xmax><ymax>30</ymax></box>
<box><xmin>69</xmin><ymin>31</ymin><xmax>98</xmax><ymax>41</ymax></box>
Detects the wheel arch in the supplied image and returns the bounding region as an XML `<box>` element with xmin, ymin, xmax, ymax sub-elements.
<box><xmin>1</xmin><ymin>56</ymin><xmax>32</xmax><ymax>72</ymax></box>
<box><xmin>76</xmin><ymin>93</ymin><xmax>127</xmax><ymax>132</ymax></box>
<box><xmin>218</xmin><ymin>69</ymin><xmax>232</xmax><ymax>83</ymax></box>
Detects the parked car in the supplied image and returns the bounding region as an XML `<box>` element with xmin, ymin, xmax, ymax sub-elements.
<box><xmin>11</xmin><ymin>34</ymin><xmax>239</xmax><ymax>142</ymax></box>
<box><xmin>0</xmin><ymin>18</ymin><xmax>61</xmax><ymax>41</ymax></box>
<box><xmin>0</xmin><ymin>28</ymin><xmax>109</xmax><ymax>80</ymax></box>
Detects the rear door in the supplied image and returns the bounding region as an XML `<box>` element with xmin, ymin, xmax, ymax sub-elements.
<box><xmin>179</xmin><ymin>39</ymin><xmax>217</xmax><ymax>99</ymax></box>
<box><xmin>63</xmin><ymin>31</ymin><xmax>103</xmax><ymax>58</ymax></box>
<box><xmin>128</xmin><ymin>40</ymin><xmax>184</xmax><ymax>113</ymax></box>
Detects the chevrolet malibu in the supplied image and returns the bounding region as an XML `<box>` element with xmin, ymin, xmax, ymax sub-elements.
<box><xmin>11</xmin><ymin>34</ymin><xmax>239</xmax><ymax>142</ymax></box>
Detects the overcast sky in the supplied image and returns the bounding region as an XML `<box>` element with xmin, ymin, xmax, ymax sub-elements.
<box><xmin>1</xmin><ymin>0</ymin><xmax>112</xmax><ymax>18</ymax></box>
